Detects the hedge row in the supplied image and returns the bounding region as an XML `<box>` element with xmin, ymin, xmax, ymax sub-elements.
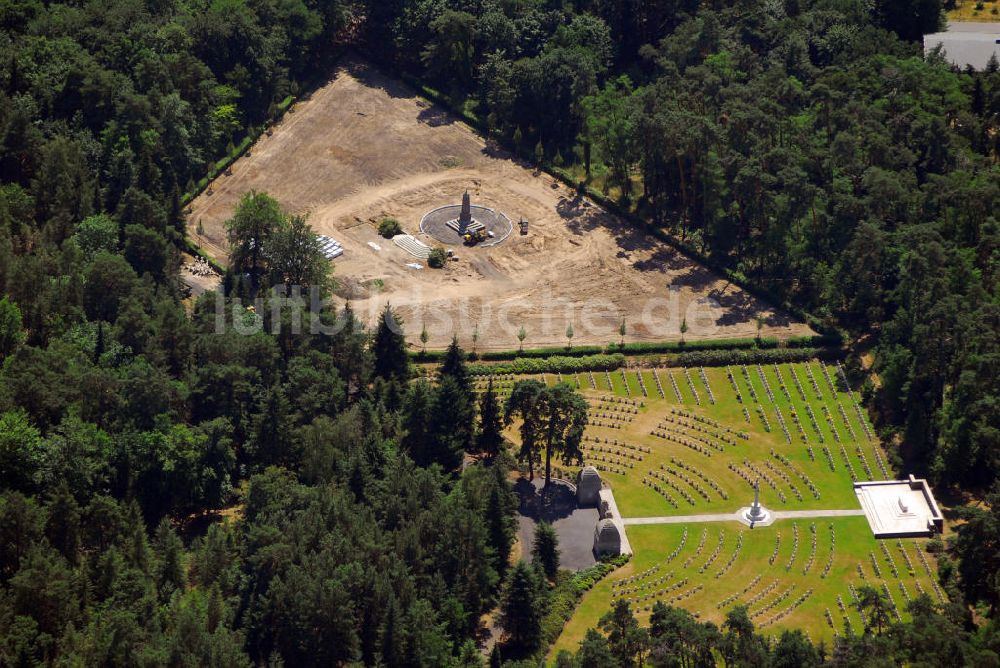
<box><xmin>182</xmin><ymin>130</ymin><xmax>274</xmax><ymax>207</ymax></box>
<box><xmin>670</xmin><ymin>347</ymin><xmax>830</xmax><ymax>367</ymax></box>
<box><xmin>467</xmin><ymin>353</ymin><xmax>626</xmax><ymax>376</ymax></box>
<box><xmin>481</xmin><ymin>344</ymin><xmax>606</xmax><ymax>360</ymax></box>
<box><xmin>182</xmin><ymin>69</ymin><xmax>329</xmax><ymax>208</ymax></box>
<box><xmin>538</xmin><ymin>554</ymin><xmax>630</xmax><ymax>661</ymax></box>
<box><xmin>784</xmin><ymin>333</ymin><xmax>843</xmax><ymax>348</ymax></box>
<box><xmin>572</xmin><ymin>554</ymin><xmax>631</xmax><ymax>593</ymax></box>
<box><xmin>412</xmin><ymin>335</ymin><xmax>816</xmax><ymax>362</ymax></box>
<box><xmin>617</xmin><ymin>337</ymin><xmax>779</xmax><ymax>354</ymax></box>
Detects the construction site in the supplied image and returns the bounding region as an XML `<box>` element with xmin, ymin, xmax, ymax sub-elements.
<box><xmin>186</xmin><ymin>56</ymin><xmax>812</xmax><ymax>351</ymax></box>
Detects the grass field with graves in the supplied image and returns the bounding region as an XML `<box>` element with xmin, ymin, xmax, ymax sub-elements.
<box><xmin>474</xmin><ymin>360</ymin><xmax>945</xmax><ymax>654</ymax></box>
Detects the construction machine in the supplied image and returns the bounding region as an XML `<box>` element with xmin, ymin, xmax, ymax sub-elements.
<box><xmin>463</xmin><ymin>228</ymin><xmax>488</xmax><ymax>245</ymax></box>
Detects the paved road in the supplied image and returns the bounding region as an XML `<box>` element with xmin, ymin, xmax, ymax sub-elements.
<box><xmin>622</xmin><ymin>508</ymin><xmax>865</xmax><ymax>526</ymax></box>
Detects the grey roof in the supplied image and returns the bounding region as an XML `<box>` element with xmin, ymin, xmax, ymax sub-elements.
<box><xmin>925</xmin><ymin>22</ymin><xmax>1000</xmax><ymax>69</ymax></box>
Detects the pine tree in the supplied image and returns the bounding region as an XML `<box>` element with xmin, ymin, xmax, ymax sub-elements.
<box><xmin>93</xmin><ymin>320</ymin><xmax>106</xmax><ymax>364</ymax></box>
<box><xmin>168</xmin><ymin>180</ymin><xmax>185</xmax><ymax>238</ymax></box>
<box><xmin>380</xmin><ymin>595</ymin><xmax>406</xmax><ymax>668</ymax></box>
<box><xmin>122</xmin><ymin>500</ymin><xmax>152</xmax><ymax>572</ymax></box>
<box><xmin>532</xmin><ymin>522</ymin><xmax>560</xmax><ymax>580</ymax></box>
<box><xmin>153</xmin><ymin>517</ymin><xmax>185</xmax><ymax>600</ymax></box>
<box><xmin>486</xmin><ymin>464</ymin><xmax>516</xmax><ymax>579</ymax></box>
<box><xmin>206</xmin><ymin>585</ymin><xmax>224</xmax><ymax>633</ymax></box>
<box><xmin>500</xmin><ymin>561</ymin><xmax>544</xmax><ymax>654</ymax></box>
<box><xmin>402</xmin><ymin>379</ymin><xmax>435</xmax><ymax>466</ymax></box>
<box><xmin>600</xmin><ymin>598</ymin><xmax>649</xmax><ymax>668</ymax></box>
<box><xmin>373</xmin><ymin>304</ymin><xmax>409</xmax><ymax>381</ymax></box>
<box><xmin>575</xmin><ymin>629</ymin><xmax>616</xmax><ymax>667</ymax></box>
<box><xmin>476</xmin><ymin>378</ymin><xmax>504</xmax><ymax>459</ymax></box>
<box><xmin>249</xmin><ymin>385</ymin><xmax>295</xmax><ymax>469</ymax></box>
<box><xmin>429</xmin><ymin>376</ymin><xmax>472</xmax><ymax>468</ymax></box>
<box><xmin>439</xmin><ymin>336</ymin><xmax>471</xmax><ymax>393</ymax></box>
<box><xmin>505</xmin><ymin>381</ymin><xmax>587</xmax><ymax>487</ymax></box>
<box><xmin>44</xmin><ymin>483</ymin><xmax>80</xmax><ymax>565</ymax></box>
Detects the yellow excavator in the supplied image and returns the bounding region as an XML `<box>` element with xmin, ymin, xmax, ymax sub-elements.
<box><xmin>463</xmin><ymin>228</ymin><xmax>488</xmax><ymax>245</ymax></box>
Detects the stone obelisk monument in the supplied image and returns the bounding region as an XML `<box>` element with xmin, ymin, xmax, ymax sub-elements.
<box><xmin>738</xmin><ymin>478</ymin><xmax>772</xmax><ymax>527</ymax></box>
<box><xmin>446</xmin><ymin>190</ymin><xmax>484</xmax><ymax>235</ymax></box>
<box><xmin>459</xmin><ymin>191</ymin><xmax>472</xmax><ymax>230</ymax></box>
<box><xmin>747</xmin><ymin>480</ymin><xmax>765</xmax><ymax>522</ymax></box>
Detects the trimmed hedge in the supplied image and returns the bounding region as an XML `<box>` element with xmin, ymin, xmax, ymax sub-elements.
<box><xmin>616</xmin><ymin>337</ymin><xmax>778</xmax><ymax>354</ymax></box>
<box><xmin>413</xmin><ymin>337</ymin><xmax>793</xmax><ymax>362</ymax></box>
<box><xmin>183</xmin><ymin>132</ymin><xmax>265</xmax><ymax>206</ymax></box>
<box><xmin>784</xmin><ymin>333</ymin><xmax>843</xmax><ymax>348</ymax></box>
<box><xmin>468</xmin><ymin>353</ymin><xmax>626</xmax><ymax>376</ymax></box>
<box><xmin>572</xmin><ymin>554</ymin><xmax>631</xmax><ymax>592</ymax></box>
<box><xmin>478</xmin><ymin>344</ymin><xmax>605</xmax><ymax>360</ymax></box>
<box><xmin>671</xmin><ymin>347</ymin><xmax>829</xmax><ymax>367</ymax></box>
<box><xmin>538</xmin><ymin>554</ymin><xmax>630</xmax><ymax>661</ymax></box>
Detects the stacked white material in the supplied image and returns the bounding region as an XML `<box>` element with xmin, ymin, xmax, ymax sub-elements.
<box><xmin>316</xmin><ymin>235</ymin><xmax>343</xmax><ymax>259</ymax></box>
<box><xmin>392</xmin><ymin>234</ymin><xmax>431</xmax><ymax>259</ymax></box>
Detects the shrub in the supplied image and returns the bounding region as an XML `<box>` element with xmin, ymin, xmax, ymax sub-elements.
<box><xmin>619</xmin><ymin>337</ymin><xmax>776</xmax><ymax>354</ymax></box>
<box><xmin>468</xmin><ymin>352</ymin><xmax>625</xmax><ymax>376</ymax></box>
<box><xmin>378</xmin><ymin>217</ymin><xmax>403</xmax><ymax>238</ymax></box>
<box><xmin>785</xmin><ymin>333</ymin><xmax>843</xmax><ymax>348</ymax></box>
<box><xmin>479</xmin><ymin>344</ymin><xmax>605</xmax><ymax>361</ymax></box>
<box><xmin>537</xmin><ymin>554</ymin><xmax>629</xmax><ymax>660</ymax></box>
<box><xmin>673</xmin><ymin>347</ymin><xmax>821</xmax><ymax>367</ymax></box>
<box><xmin>427</xmin><ymin>246</ymin><xmax>448</xmax><ymax>268</ymax></box>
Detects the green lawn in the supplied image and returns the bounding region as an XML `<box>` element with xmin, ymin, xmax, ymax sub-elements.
<box><xmin>550</xmin><ymin>518</ymin><xmax>943</xmax><ymax>658</ymax></box>
<box><xmin>475</xmin><ymin>361</ymin><xmax>943</xmax><ymax>659</ymax></box>
<box><xmin>566</xmin><ymin>362</ymin><xmax>889</xmax><ymax>517</ymax></box>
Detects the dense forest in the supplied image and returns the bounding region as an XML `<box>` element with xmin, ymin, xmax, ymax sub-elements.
<box><xmin>0</xmin><ymin>0</ymin><xmax>999</xmax><ymax>665</ymax></box>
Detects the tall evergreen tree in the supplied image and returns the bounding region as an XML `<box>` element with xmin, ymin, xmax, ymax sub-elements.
<box><xmin>372</xmin><ymin>304</ymin><xmax>409</xmax><ymax>381</ymax></box>
<box><xmin>500</xmin><ymin>561</ymin><xmax>544</xmax><ymax>655</ymax></box>
<box><xmin>439</xmin><ymin>336</ymin><xmax>471</xmax><ymax>392</ymax></box>
<box><xmin>485</xmin><ymin>464</ymin><xmax>516</xmax><ymax>579</ymax></box>
<box><xmin>429</xmin><ymin>376</ymin><xmax>472</xmax><ymax>469</ymax></box>
<box><xmin>153</xmin><ymin>517</ymin><xmax>185</xmax><ymax>600</ymax></box>
<box><xmin>575</xmin><ymin>629</ymin><xmax>616</xmax><ymax>667</ymax></box>
<box><xmin>402</xmin><ymin>379</ymin><xmax>435</xmax><ymax>466</ymax></box>
<box><xmin>531</xmin><ymin>521</ymin><xmax>559</xmax><ymax>580</ymax></box>
<box><xmin>475</xmin><ymin>377</ymin><xmax>504</xmax><ymax>459</ymax></box>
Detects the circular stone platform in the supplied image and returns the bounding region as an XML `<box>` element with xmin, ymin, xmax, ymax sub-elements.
<box><xmin>736</xmin><ymin>505</ymin><xmax>775</xmax><ymax>527</ymax></box>
<box><xmin>419</xmin><ymin>204</ymin><xmax>513</xmax><ymax>247</ymax></box>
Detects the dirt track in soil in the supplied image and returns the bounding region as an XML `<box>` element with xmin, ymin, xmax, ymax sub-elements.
<box><xmin>187</xmin><ymin>55</ymin><xmax>813</xmax><ymax>351</ymax></box>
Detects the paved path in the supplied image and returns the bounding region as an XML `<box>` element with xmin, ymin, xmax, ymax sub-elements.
<box><xmin>622</xmin><ymin>508</ymin><xmax>865</xmax><ymax>526</ymax></box>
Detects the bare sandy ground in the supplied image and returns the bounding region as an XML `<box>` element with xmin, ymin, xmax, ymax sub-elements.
<box><xmin>188</xmin><ymin>55</ymin><xmax>812</xmax><ymax>351</ymax></box>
